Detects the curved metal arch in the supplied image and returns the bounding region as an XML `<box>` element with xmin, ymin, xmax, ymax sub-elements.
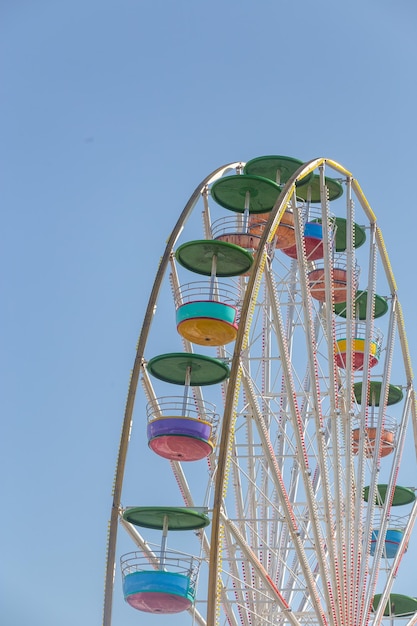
<box><xmin>102</xmin><ymin>161</ymin><xmax>242</xmax><ymax>626</ymax></box>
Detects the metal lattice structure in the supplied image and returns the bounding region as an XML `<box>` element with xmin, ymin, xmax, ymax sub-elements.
<box><xmin>103</xmin><ymin>156</ymin><xmax>417</xmax><ymax>626</ymax></box>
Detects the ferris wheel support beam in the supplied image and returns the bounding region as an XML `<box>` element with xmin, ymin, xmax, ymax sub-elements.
<box><xmin>246</xmin><ymin>400</ymin><xmax>263</xmax><ymax>606</ymax></box>
<box><xmin>364</xmin><ymin>385</ymin><xmax>415</xmax><ymax>626</ymax></box>
<box><xmin>343</xmin><ymin>175</ymin><xmax>357</xmax><ymax>625</ymax></box>
<box><xmin>276</xmin><ymin>277</ymin><xmax>326</xmax><ymax>603</ymax></box>
<box><xmin>102</xmin><ymin>161</ymin><xmax>242</xmax><ymax>626</ymax></box>
<box><xmin>360</xmin><ymin>295</ymin><xmax>398</xmax><ymax>622</ymax></box>
<box><xmin>220</xmin><ymin>511</ymin><xmax>303</xmax><ymax>626</ymax></box>
<box><xmin>364</xmin><ymin>295</ymin><xmax>396</xmax><ymax>523</ymax></box>
<box><xmin>273</xmin><ymin>262</ymin><xmax>301</xmax><ymax>594</ymax></box>
<box><xmin>221</xmin><ymin>506</ymin><xmax>252</xmax><ymax>626</ymax></box>
<box><xmin>319</xmin><ymin>165</ymin><xmax>346</xmax><ymax>626</ymax></box>
<box><xmin>260</xmin><ymin>280</ymin><xmax>273</xmax><ymax>576</ymax></box>
<box><xmin>292</xmin><ymin>185</ymin><xmax>339</xmax><ymax>626</ymax></box>
<box><xmin>240</xmin><ymin>366</ymin><xmax>329</xmax><ymax>625</ymax></box>
<box><xmin>227</xmin><ymin>395</ymin><xmax>259</xmax><ymax>623</ymax></box>
<box><xmin>246</xmin><ymin>267</ymin><xmax>333</xmax><ymax>623</ymax></box>
<box><xmin>319</xmin><ymin>165</ymin><xmax>348</xmax><ymax>626</ymax></box>
<box><xmin>351</xmin><ymin>222</ymin><xmax>378</xmax><ymax>626</ymax></box>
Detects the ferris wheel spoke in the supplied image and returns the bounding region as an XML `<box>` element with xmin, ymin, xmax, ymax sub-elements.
<box><xmin>221</xmin><ymin>484</ymin><xmax>254</xmax><ymax>626</ymax></box>
<box><xmin>349</xmin><ymin>225</ymin><xmax>378</xmax><ymax>626</ymax></box>
<box><xmin>239</xmin><ymin>368</ymin><xmax>331</xmax><ymax>626</ymax></box>
<box><xmin>265</xmin><ymin>249</ymin><xmax>342</xmax><ymax>624</ymax></box>
<box><xmin>340</xmin><ymin>175</ymin><xmax>357</xmax><ymax>624</ymax></box>
<box><xmin>319</xmin><ymin>171</ymin><xmax>348</xmax><ymax>625</ymax></box>
<box><xmin>361</xmin><ymin>298</ymin><xmax>399</xmax><ymax>609</ymax></box>
<box><xmin>294</xmin><ymin>187</ymin><xmax>345</xmax><ymax>626</ymax></box>
<box><xmin>220</xmin><ymin>511</ymin><xmax>303</xmax><ymax>626</ymax></box>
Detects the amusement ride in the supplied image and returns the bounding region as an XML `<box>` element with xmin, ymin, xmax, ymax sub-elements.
<box><xmin>103</xmin><ymin>155</ymin><xmax>417</xmax><ymax>626</ymax></box>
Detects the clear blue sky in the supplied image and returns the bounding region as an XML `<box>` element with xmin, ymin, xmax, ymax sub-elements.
<box><xmin>2</xmin><ymin>1</ymin><xmax>417</xmax><ymax>625</ymax></box>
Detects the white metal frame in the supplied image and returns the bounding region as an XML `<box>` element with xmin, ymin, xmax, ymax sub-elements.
<box><xmin>103</xmin><ymin>158</ymin><xmax>417</xmax><ymax>626</ymax></box>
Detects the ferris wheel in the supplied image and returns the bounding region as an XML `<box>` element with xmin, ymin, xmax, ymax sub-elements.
<box><xmin>103</xmin><ymin>156</ymin><xmax>417</xmax><ymax>626</ymax></box>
